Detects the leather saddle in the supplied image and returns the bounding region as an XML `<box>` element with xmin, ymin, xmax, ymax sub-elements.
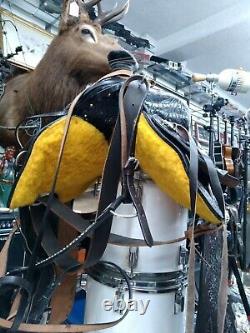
<box><xmin>0</xmin><ymin>70</ymin><xmax>228</xmax><ymax>331</ymax></box>
<box><xmin>9</xmin><ymin>75</ymin><xmax>230</xmax><ymax>222</ymax></box>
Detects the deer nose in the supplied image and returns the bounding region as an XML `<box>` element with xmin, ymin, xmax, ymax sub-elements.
<box><xmin>108</xmin><ymin>50</ymin><xmax>138</xmax><ymax>71</ymax></box>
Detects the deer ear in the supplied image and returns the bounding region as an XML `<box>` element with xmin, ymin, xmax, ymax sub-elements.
<box><xmin>59</xmin><ymin>0</ymin><xmax>88</xmax><ymax>33</ymax></box>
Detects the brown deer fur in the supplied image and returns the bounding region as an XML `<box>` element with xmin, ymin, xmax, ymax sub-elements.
<box><xmin>0</xmin><ymin>7</ymin><xmax>122</xmax><ymax>147</ymax></box>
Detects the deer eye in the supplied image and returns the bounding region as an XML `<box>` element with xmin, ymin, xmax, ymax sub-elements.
<box><xmin>81</xmin><ymin>28</ymin><xmax>91</xmax><ymax>35</ymax></box>
<box><xmin>80</xmin><ymin>27</ymin><xmax>96</xmax><ymax>43</ymax></box>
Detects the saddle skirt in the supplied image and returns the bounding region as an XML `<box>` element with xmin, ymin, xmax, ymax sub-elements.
<box><xmin>9</xmin><ymin>76</ymin><xmax>224</xmax><ymax>224</ymax></box>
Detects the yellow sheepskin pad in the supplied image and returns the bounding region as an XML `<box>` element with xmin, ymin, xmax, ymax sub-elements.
<box><xmin>10</xmin><ymin>113</ymin><xmax>220</xmax><ymax>224</ymax></box>
<box><xmin>135</xmin><ymin>115</ymin><xmax>220</xmax><ymax>224</ymax></box>
<box><xmin>10</xmin><ymin>116</ymin><xmax>108</xmax><ymax>209</ymax></box>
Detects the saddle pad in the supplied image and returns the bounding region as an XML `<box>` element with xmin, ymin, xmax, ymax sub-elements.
<box><xmin>136</xmin><ymin>115</ymin><xmax>222</xmax><ymax>224</ymax></box>
<box><xmin>9</xmin><ymin>112</ymin><xmax>221</xmax><ymax>224</ymax></box>
<box><xmin>10</xmin><ymin>116</ymin><xmax>108</xmax><ymax>208</ymax></box>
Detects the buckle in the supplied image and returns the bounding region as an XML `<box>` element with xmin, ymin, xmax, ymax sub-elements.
<box><xmin>124</xmin><ymin>156</ymin><xmax>139</xmax><ymax>175</ymax></box>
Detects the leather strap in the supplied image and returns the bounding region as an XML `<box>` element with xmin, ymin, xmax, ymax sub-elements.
<box><xmin>0</xmin><ymin>276</ymin><xmax>32</xmax><ymax>298</ymax></box>
<box><xmin>24</xmin><ymin>110</ymin><xmax>67</xmax><ymax>121</ymax></box>
<box><xmin>0</xmin><ymin>225</ymin><xmax>17</xmax><ymax>278</ymax></box>
<box><xmin>185</xmin><ymin>131</ymin><xmax>198</xmax><ymax>333</ymax></box>
<box><xmin>7</xmin><ymin>292</ymin><xmax>21</xmax><ymax>321</ymax></box>
<box><xmin>0</xmin><ymin>318</ymin><xmax>129</xmax><ymax>332</ymax></box>
<box><xmin>49</xmin><ymin>273</ymin><xmax>77</xmax><ymax>324</ymax></box>
<box><xmin>83</xmin><ymin>75</ymin><xmax>150</xmax><ymax>268</ymax></box>
<box><xmin>28</xmin><ymin>195</ymin><xmax>222</xmax><ymax>250</ymax></box>
<box><xmin>119</xmin><ymin>76</ymin><xmax>153</xmax><ymax>246</ymax></box>
<box><xmin>0</xmin><ymin>263</ymin><xmax>131</xmax><ymax>332</ymax></box>
<box><xmin>30</xmin><ymin>205</ymin><xmax>79</xmax><ymax>271</ymax></box>
<box><xmin>30</xmin><ymin>196</ymin><xmax>123</xmax><ymax>270</ymax></box>
<box><xmin>195</xmin><ymin>159</ymin><xmax>226</xmax><ymax>333</ymax></box>
<box><xmin>0</xmin><ymin>275</ymin><xmax>32</xmax><ymax>332</ymax></box>
<box><xmin>0</xmin><ymin>225</ymin><xmax>132</xmax><ymax>333</ymax></box>
<box><xmin>38</xmin><ymin>196</ymin><xmax>221</xmax><ymax>247</ymax></box>
<box><xmin>217</xmin><ymin>222</ymin><xmax>228</xmax><ymax>333</ymax></box>
<box><xmin>199</xmin><ymin>151</ymin><xmax>225</xmax><ymax>215</ymax></box>
<box><xmin>49</xmin><ymin>220</ymin><xmax>79</xmax><ymax>324</ymax></box>
<box><xmin>229</xmin><ymin>255</ymin><xmax>250</xmax><ymax>321</ymax></box>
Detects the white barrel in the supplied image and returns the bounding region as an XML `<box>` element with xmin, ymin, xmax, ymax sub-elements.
<box><xmin>84</xmin><ymin>277</ymin><xmax>186</xmax><ymax>333</ymax></box>
<box><xmin>84</xmin><ymin>178</ymin><xmax>188</xmax><ymax>333</ymax></box>
<box><xmin>102</xmin><ymin>179</ymin><xmax>187</xmax><ymax>273</ymax></box>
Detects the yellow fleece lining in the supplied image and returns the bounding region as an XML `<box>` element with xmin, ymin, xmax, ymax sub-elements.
<box><xmin>135</xmin><ymin>115</ymin><xmax>220</xmax><ymax>224</ymax></box>
<box><xmin>10</xmin><ymin>114</ymin><xmax>220</xmax><ymax>224</ymax></box>
<box><xmin>10</xmin><ymin>116</ymin><xmax>108</xmax><ymax>208</ymax></box>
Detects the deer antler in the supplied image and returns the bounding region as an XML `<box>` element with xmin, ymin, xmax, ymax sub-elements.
<box><xmin>84</xmin><ymin>0</ymin><xmax>102</xmax><ymax>11</ymax></box>
<box><xmin>94</xmin><ymin>0</ymin><xmax>129</xmax><ymax>26</ymax></box>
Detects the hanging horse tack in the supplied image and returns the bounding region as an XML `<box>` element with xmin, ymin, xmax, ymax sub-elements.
<box><xmin>0</xmin><ymin>69</ymin><xmax>227</xmax><ymax>332</ymax></box>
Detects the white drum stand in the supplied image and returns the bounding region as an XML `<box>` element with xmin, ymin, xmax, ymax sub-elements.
<box><xmin>84</xmin><ymin>177</ymin><xmax>188</xmax><ymax>333</ymax></box>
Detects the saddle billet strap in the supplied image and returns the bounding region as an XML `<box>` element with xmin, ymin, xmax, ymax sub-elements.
<box><xmin>125</xmin><ymin>165</ymin><xmax>153</xmax><ymax>246</ymax></box>
<box><xmin>124</xmin><ymin>80</ymin><xmax>154</xmax><ymax>247</ymax></box>
<box><xmin>119</xmin><ymin>76</ymin><xmax>153</xmax><ymax>246</ymax></box>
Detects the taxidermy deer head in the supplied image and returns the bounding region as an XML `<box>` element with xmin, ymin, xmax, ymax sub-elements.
<box><xmin>0</xmin><ymin>0</ymin><xmax>130</xmax><ymax>147</ymax></box>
